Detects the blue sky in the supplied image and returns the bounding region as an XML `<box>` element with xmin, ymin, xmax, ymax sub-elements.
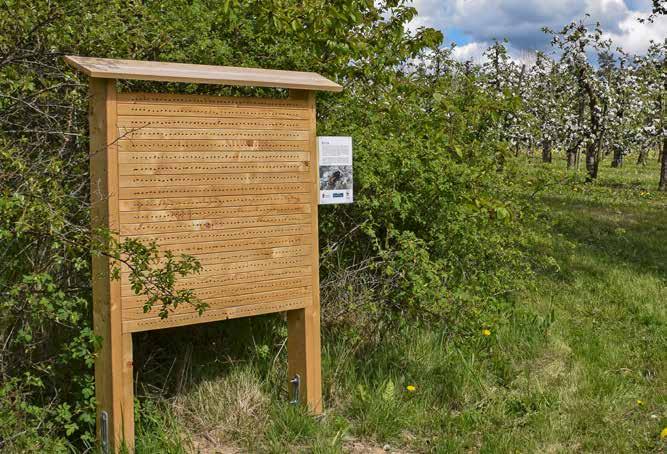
<box><xmin>409</xmin><ymin>0</ymin><xmax>666</xmax><ymax>61</ymax></box>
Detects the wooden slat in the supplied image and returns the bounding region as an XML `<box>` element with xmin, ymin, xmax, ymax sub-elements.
<box><xmin>122</xmin><ymin>297</ymin><xmax>311</xmax><ymax>333</ymax></box>
<box><xmin>117</xmin><ymin>103</ymin><xmax>310</xmax><ymax>119</ymax></box>
<box><xmin>123</xmin><ymin>285</ymin><xmax>312</xmax><ymax>316</ymax></box>
<box><xmin>120</xmin><ymin>255</ymin><xmax>312</xmax><ymax>283</ymax></box>
<box><xmin>119</xmin><ymin>173</ymin><xmax>310</xmax><ymax>188</ymax></box>
<box><xmin>120</xmin><ymin>223</ymin><xmax>311</xmax><ymax>246</ymax></box>
<box><xmin>119</xmin><ymin>203</ymin><xmax>310</xmax><ymax>224</ymax></box>
<box><xmin>118</xmin><ymin>127</ymin><xmax>308</xmax><ymax>141</ymax></box>
<box><xmin>121</xmin><ymin>266</ymin><xmax>312</xmax><ymax>295</ymax></box>
<box><xmin>119</xmin><ymin>193</ymin><xmax>311</xmax><ymax>212</ymax></box>
<box><xmin>117</xmin><ymin>139</ymin><xmax>307</xmax><ymax>153</ymax></box>
<box><xmin>122</xmin><ymin>275</ymin><xmax>311</xmax><ymax>306</ymax></box>
<box><xmin>149</xmin><ymin>234</ymin><xmax>311</xmax><ymax>256</ymax></box>
<box><xmin>118</xmin><ymin>92</ymin><xmax>310</xmax><ymax>108</ymax></box>
<box><xmin>64</xmin><ymin>56</ymin><xmax>342</xmax><ymax>92</ymax></box>
<box><xmin>118</xmin><ymin>151</ymin><xmax>310</xmax><ymax>165</ymax></box>
<box><xmin>119</xmin><ymin>183</ymin><xmax>310</xmax><ymax>200</ymax></box>
<box><xmin>118</xmin><ymin>116</ymin><xmax>310</xmax><ymax>130</ymax></box>
<box><xmin>119</xmin><ymin>161</ymin><xmax>309</xmax><ymax>175</ymax></box>
<box><xmin>121</xmin><ymin>244</ymin><xmax>311</xmax><ymax>274</ymax></box>
<box><xmin>120</xmin><ymin>213</ymin><xmax>310</xmax><ymax>236</ymax></box>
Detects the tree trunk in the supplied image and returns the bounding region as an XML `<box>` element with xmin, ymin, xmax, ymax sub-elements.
<box><xmin>611</xmin><ymin>146</ymin><xmax>623</xmax><ymax>168</ymax></box>
<box><xmin>637</xmin><ymin>148</ymin><xmax>649</xmax><ymax>166</ymax></box>
<box><xmin>542</xmin><ymin>139</ymin><xmax>552</xmax><ymax>163</ymax></box>
<box><xmin>567</xmin><ymin>149</ymin><xmax>576</xmax><ymax>169</ymax></box>
<box><xmin>659</xmin><ymin>57</ymin><xmax>666</xmax><ymax>191</ymax></box>
<box><xmin>585</xmin><ymin>146</ymin><xmax>598</xmax><ymax>182</ymax></box>
<box><xmin>528</xmin><ymin>137</ymin><xmax>534</xmax><ymax>157</ymax></box>
<box><xmin>659</xmin><ymin>137</ymin><xmax>667</xmax><ymax>192</ymax></box>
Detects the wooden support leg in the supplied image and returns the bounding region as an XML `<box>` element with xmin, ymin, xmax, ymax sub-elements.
<box><xmin>89</xmin><ymin>77</ymin><xmax>134</xmax><ymax>451</ymax></box>
<box><xmin>120</xmin><ymin>333</ymin><xmax>135</xmax><ymax>451</ymax></box>
<box><xmin>94</xmin><ymin>329</ymin><xmax>135</xmax><ymax>453</ymax></box>
<box><xmin>287</xmin><ymin>305</ymin><xmax>322</xmax><ymax>413</ymax></box>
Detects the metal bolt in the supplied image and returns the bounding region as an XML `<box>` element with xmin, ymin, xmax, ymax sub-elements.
<box><xmin>100</xmin><ymin>411</ymin><xmax>109</xmax><ymax>454</ymax></box>
<box><xmin>289</xmin><ymin>374</ymin><xmax>300</xmax><ymax>405</ymax></box>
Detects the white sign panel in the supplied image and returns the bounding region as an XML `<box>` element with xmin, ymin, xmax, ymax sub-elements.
<box><xmin>318</xmin><ymin>136</ymin><xmax>353</xmax><ymax>205</ymax></box>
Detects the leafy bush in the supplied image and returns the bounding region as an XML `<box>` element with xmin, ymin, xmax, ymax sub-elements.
<box><xmin>318</xmin><ymin>66</ymin><xmax>544</xmax><ymax>336</ymax></box>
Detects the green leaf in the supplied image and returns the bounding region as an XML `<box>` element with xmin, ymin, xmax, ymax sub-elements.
<box><xmin>382</xmin><ymin>380</ymin><xmax>395</xmax><ymax>402</ymax></box>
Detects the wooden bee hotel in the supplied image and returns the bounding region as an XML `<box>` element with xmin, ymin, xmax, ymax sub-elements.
<box><xmin>65</xmin><ymin>56</ymin><xmax>342</xmax><ymax>452</ymax></box>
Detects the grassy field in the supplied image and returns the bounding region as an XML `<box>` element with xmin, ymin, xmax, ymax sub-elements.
<box><xmin>134</xmin><ymin>157</ymin><xmax>666</xmax><ymax>453</ymax></box>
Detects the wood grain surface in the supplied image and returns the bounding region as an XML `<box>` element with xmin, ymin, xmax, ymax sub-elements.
<box><xmin>64</xmin><ymin>55</ymin><xmax>342</xmax><ymax>91</ymax></box>
<box><xmin>117</xmin><ymin>92</ymin><xmax>318</xmax><ymax>333</ymax></box>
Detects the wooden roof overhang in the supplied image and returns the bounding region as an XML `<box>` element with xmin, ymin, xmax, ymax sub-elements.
<box><xmin>64</xmin><ymin>55</ymin><xmax>342</xmax><ymax>91</ymax></box>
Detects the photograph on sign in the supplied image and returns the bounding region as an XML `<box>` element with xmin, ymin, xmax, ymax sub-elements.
<box><xmin>318</xmin><ymin>136</ymin><xmax>353</xmax><ymax>204</ymax></box>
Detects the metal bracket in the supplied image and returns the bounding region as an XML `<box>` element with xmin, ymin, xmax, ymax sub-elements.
<box><xmin>289</xmin><ymin>374</ymin><xmax>301</xmax><ymax>405</ymax></box>
<box><xmin>100</xmin><ymin>410</ymin><xmax>110</xmax><ymax>454</ymax></box>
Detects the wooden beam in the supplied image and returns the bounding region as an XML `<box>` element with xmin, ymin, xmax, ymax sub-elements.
<box><xmin>65</xmin><ymin>55</ymin><xmax>342</xmax><ymax>92</ymax></box>
<box><xmin>121</xmin><ymin>333</ymin><xmax>134</xmax><ymax>450</ymax></box>
<box><xmin>287</xmin><ymin>307</ymin><xmax>323</xmax><ymax>413</ymax></box>
<box><xmin>287</xmin><ymin>89</ymin><xmax>322</xmax><ymax>413</ymax></box>
<box><xmin>89</xmin><ymin>78</ymin><xmax>135</xmax><ymax>452</ymax></box>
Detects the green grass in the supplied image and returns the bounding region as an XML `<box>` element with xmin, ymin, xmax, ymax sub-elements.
<box><xmin>136</xmin><ymin>158</ymin><xmax>667</xmax><ymax>453</ymax></box>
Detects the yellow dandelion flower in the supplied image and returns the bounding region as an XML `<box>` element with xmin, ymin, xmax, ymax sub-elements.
<box><xmin>482</xmin><ymin>329</ymin><xmax>491</xmax><ymax>337</ymax></box>
<box><xmin>406</xmin><ymin>385</ymin><xmax>416</xmax><ymax>392</ymax></box>
<box><xmin>636</xmin><ymin>400</ymin><xmax>644</xmax><ymax>406</ymax></box>
<box><xmin>661</xmin><ymin>427</ymin><xmax>667</xmax><ymax>439</ymax></box>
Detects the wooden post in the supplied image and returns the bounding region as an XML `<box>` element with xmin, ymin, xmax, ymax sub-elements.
<box><xmin>287</xmin><ymin>89</ymin><xmax>322</xmax><ymax>413</ymax></box>
<box><xmin>89</xmin><ymin>78</ymin><xmax>135</xmax><ymax>452</ymax></box>
<box><xmin>121</xmin><ymin>333</ymin><xmax>135</xmax><ymax>449</ymax></box>
<box><xmin>287</xmin><ymin>307</ymin><xmax>323</xmax><ymax>412</ymax></box>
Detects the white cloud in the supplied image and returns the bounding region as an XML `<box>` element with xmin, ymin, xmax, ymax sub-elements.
<box><xmin>451</xmin><ymin>41</ymin><xmax>489</xmax><ymax>62</ymax></box>
<box><xmin>409</xmin><ymin>0</ymin><xmax>662</xmax><ymax>57</ymax></box>
<box><xmin>603</xmin><ymin>11</ymin><xmax>667</xmax><ymax>54</ymax></box>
